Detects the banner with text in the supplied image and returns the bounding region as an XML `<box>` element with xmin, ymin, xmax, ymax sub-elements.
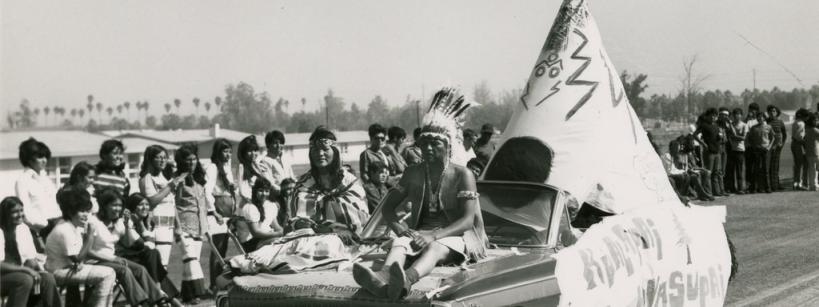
<box><xmin>555</xmin><ymin>205</ymin><xmax>731</xmax><ymax>307</ymax></box>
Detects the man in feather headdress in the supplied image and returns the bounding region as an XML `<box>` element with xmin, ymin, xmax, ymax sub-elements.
<box><xmin>352</xmin><ymin>87</ymin><xmax>489</xmax><ymax>300</ymax></box>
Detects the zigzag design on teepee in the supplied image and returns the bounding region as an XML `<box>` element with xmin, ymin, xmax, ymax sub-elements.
<box><xmin>564</xmin><ymin>28</ymin><xmax>598</xmax><ymax>120</ymax></box>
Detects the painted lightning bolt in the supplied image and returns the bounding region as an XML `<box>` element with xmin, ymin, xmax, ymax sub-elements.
<box><xmin>563</xmin><ymin>28</ymin><xmax>598</xmax><ymax>121</ymax></box>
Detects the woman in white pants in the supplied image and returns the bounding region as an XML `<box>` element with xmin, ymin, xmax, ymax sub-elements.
<box><xmin>138</xmin><ymin>145</ymin><xmax>187</xmax><ymax>266</ymax></box>
<box><xmin>172</xmin><ymin>145</ymin><xmax>209</xmax><ymax>304</ymax></box>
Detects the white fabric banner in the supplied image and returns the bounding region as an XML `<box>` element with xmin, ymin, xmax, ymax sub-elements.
<box><xmin>554</xmin><ymin>205</ymin><xmax>731</xmax><ymax>307</ymax></box>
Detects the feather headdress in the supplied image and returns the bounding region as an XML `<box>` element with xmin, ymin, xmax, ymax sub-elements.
<box><xmin>420</xmin><ymin>87</ymin><xmax>473</xmax><ymax>164</ymax></box>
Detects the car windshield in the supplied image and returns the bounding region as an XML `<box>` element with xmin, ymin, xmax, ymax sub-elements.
<box><xmin>478</xmin><ymin>181</ymin><xmax>557</xmax><ymax>247</ymax></box>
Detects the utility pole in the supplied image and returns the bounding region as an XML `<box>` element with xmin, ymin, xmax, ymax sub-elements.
<box><xmin>753</xmin><ymin>68</ymin><xmax>757</xmax><ymax>91</ymax></box>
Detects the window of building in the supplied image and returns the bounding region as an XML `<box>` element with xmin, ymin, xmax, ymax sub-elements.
<box><xmin>54</xmin><ymin>157</ymin><xmax>72</xmax><ymax>185</ymax></box>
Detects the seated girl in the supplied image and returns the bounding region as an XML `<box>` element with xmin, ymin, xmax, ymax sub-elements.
<box><xmin>236</xmin><ymin>178</ymin><xmax>283</xmax><ymax>252</ymax></box>
<box><xmin>90</xmin><ymin>188</ymin><xmax>173</xmax><ymax>307</ymax></box>
<box><xmin>124</xmin><ymin>193</ymin><xmax>181</xmax><ymax>301</ymax></box>
<box><xmin>45</xmin><ymin>187</ymin><xmax>116</xmax><ymax>307</ymax></box>
<box><xmin>0</xmin><ymin>196</ymin><xmax>61</xmax><ymax>307</ymax></box>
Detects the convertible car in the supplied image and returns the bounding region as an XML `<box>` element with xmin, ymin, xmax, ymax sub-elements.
<box><xmin>216</xmin><ymin>180</ymin><xmax>579</xmax><ymax>307</ymax></box>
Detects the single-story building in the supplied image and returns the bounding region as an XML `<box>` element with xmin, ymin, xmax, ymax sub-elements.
<box><xmin>0</xmin><ymin>130</ymin><xmax>177</xmax><ymax>198</ymax></box>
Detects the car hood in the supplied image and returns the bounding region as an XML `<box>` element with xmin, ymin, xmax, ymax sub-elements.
<box><xmin>437</xmin><ymin>250</ymin><xmax>559</xmax><ymax>300</ymax></box>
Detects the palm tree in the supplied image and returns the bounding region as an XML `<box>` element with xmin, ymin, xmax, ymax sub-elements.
<box><xmin>54</xmin><ymin>106</ymin><xmax>61</xmax><ymax>124</ymax></box>
<box><xmin>204</xmin><ymin>102</ymin><xmax>211</xmax><ymax>117</ymax></box>
<box><xmin>116</xmin><ymin>105</ymin><xmax>123</xmax><ymax>119</ymax></box>
<box><xmin>142</xmin><ymin>101</ymin><xmax>150</xmax><ymax>123</ymax></box>
<box><xmin>33</xmin><ymin>108</ymin><xmax>40</xmax><ymax>126</ymax></box>
<box><xmin>301</xmin><ymin>97</ymin><xmax>307</xmax><ymax>112</ymax></box>
<box><xmin>173</xmin><ymin>98</ymin><xmax>181</xmax><ymax>113</ymax></box>
<box><xmin>106</xmin><ymin>107</ymin><xmax>113</xmax><ymax>124</ymax></box>
<box><xmin>78</xmin><ymin>109</ymin><xmax>85</xmax><ymax>122</ymax></box>
<box><xmin>43</xmin><ymin>106</ymin><xmax>50</xmax><ymax>126</ymax></box>
<box><xmin>164</xmin><ymin>103</ymin><xmax>172</xmax><ymax>114</ymax></box>
<box><xmin>70</xmin><ymin>109</ymin><xmax>77</xmax><ymax>125</ymax></box>
<box><xmin>192</xmin><ymin>98</ymin><xmax>200</xmax><ymax>116</ymax></box>
<box><xmin>214</xmin><ymin>96</ymin><xmax>222</xmax><ymax>108</ymax></box>
<box><xmin>123</xmin><ymin>101</ymin><xmax>131</xmax><ymax>121</ymax></box>
<box><xmin>96</xmin><ymin>102</ymin><xmax>103</xmax><ymax>123</ymax></box>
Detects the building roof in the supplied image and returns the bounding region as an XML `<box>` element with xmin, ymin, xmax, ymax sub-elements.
<box><xmin>0</xmin><ymin>130</ymin><xmax>172</xmax><ymax>161</ymax></box>
<box><xmin>106</xmin><ymin>127</ymin><xmax>370</xmax><ymax>147</ymax></box>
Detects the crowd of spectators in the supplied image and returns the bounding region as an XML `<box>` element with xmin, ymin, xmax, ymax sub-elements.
<box><xmin>1</xmin><ymin>119</ymin><xmax>498</xmax><ymax>306</ymax></box>
<box><xmin>659</xmin><ymin>103</ymin><xmax>819</xmax><ymax>204</ymax></box>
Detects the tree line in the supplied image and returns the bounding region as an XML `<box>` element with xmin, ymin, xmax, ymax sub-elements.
<box><xmin>6</xmin><ymin>77</ymin><xmax>818</xmax><ymax>134</ymax></box>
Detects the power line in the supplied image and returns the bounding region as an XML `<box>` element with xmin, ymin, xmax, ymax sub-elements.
<box><xmin>734</xmin><ymin>31</ymin><xmax>805</xmax><ymax>87</ymax></box>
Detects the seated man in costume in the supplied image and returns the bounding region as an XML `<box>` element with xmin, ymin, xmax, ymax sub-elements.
<box><xmin>229</xmin><ymin>126</ymin><xmax>370</xmax><ymax>273</ymax></box>
<box><xmin>353</xmin><ymin>87</ymin><xmax>489</xmax><ymax>300</ymax></box>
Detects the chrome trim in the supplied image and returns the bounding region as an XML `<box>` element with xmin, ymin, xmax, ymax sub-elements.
<box><xmin>446</xmin><ymin>274</ymin><xmax>557</xmax><ymax>302</ymax></box>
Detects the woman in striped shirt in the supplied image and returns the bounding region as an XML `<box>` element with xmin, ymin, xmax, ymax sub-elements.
<box><xmin>94</xmin><ymin>140</ymin><xmax>130</xmax><ymax>197</ymax></box>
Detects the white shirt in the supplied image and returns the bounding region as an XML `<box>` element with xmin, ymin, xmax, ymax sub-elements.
<box><xmin>89</xmin><ymin>218</ymin><xmax>136</xmax><ymax>260</ymax></box>
<box><xmin>15</xmin><ymin>168</ymin><xmax>62</xmax><ymax>228</ymax></box>
<box><xmin>45</xmin><ymin>220</ymin><xmax>85</xmax><ymax>272</ymax></box>
<box><xmin>204</xmin><ymin>161</ymin><xmax>236</xmax><ymax>207</ymax></box>
<box><xmin>236</xmin><ymin>201</ymin><xmax>279</xmax><ymax>243</ymax></box>
<box><xmin>262</xmin><ymin>155</ymin><xmax>294</xmax><ymax>189</ymax></box>
<box><xmin>0</xmin><ymin>225</ymin><xmax>39</xmax><ymax>264</ymax></box>
<box><xmin>140</xmin><ymin>173</ymin><xmax>176</xmax><ymax>217</ymax></box>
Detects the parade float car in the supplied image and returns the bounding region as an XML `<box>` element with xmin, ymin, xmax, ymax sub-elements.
<box><xmin>216</xmin><ymin>179</ymin><xmax>579</xmax><ymax>307</ymax></box>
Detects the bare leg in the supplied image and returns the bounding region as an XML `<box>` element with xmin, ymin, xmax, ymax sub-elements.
<box><xmin>408</xmin><ymin>242</ymin><xmax>451</xmax><ymax>277</ymax></box>
<box><xmin>382</xmin><ymin>246</ymin><xmax>408</xmax><ymax>270</ymax></box>
<box><xmin>388</xmin><ymin>242</ymin><xmax>451</xmax><ymax>300</ymax></box>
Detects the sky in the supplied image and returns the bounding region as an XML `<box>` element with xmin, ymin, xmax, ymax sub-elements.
<box><xmin>2</xmin><ymin>0</ymin><xmax>818</xmax><ymax>125</ymax></box>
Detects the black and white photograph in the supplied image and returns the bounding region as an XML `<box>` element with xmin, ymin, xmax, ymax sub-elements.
<box><xmin>1</xmin><ymin>0</ymin><xmax>818</xmax><ymax>306</ymax></box>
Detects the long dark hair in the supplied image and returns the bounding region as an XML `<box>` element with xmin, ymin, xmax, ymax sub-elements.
<box><xmin>308</xmin><ymin>126</ymin><xmax>344</xmax><ymax>190</ymax></box>
<box><xmin>251</xmin><ymin>177</ymin><xmax>272</xmax><ymax>222</ymax></box>
<box><xmin>210</xmin><ymin>139</ymin><xmax>234</xmax><ymax>195</ymax></box>
<box><xmin>238</xmin><ymin>135</ymin><xmax>261</xmax><ymax>180</ymax></box>
<box><xmin>175</xmin><ymin>145</ymin><xmax>206</xmax><ymax>186</ymax></box>
<box><xmin>0</xmin><ymin>197</ymin><xmax>24</xmax><ymax>264</ymax></box>
<box><xmin>0</xmin><ymin>197</ymin><xmax>24</xmax><ymax>232</ymax></box>
<box><xmin>140</xmin><ymin>145</ymin><xmax>167</xmax><ymax>178</ymax></box>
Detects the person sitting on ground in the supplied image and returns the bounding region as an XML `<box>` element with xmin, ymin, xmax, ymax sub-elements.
<box><xmin>121</xmin><ymin>193</ymin><xmax>181</xmax><ymax>305</ymax></box>
<box><xmin>670</xmin><ymin>136</ymin><xmax>714</xmax><ymax>201</ymax></box>
<box><xmin>353</xmin><ymin>87</ymin><xmax>488</xmax><ymax>300</ymax></box>
<box><xmin>88</xmin><ymin>188</ymin><xmax>173</xmax><ymax>307</ymax></box>
<box><xmin>0</xmin><ymin>196</ymin><xmax>62</xmax><ymax>307</ymax></box>
<box><xmin>363</xmin><ymin>162</ymin><xmax>390</xmax><ymax>213</ymax></box>
<box><xmin>466</xmin><ymin>157</ymin><xmax>485</xmax><ymax>179</ymax></box>
<box><xmin>236</xmin><ymin>178</ymin><xmax>284</xmax><ymax>252</ymax></box>
<box><xmin>45</xmin><ymin>187</ymin><xmax>116</xmax><ymax>307</ymax></box>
